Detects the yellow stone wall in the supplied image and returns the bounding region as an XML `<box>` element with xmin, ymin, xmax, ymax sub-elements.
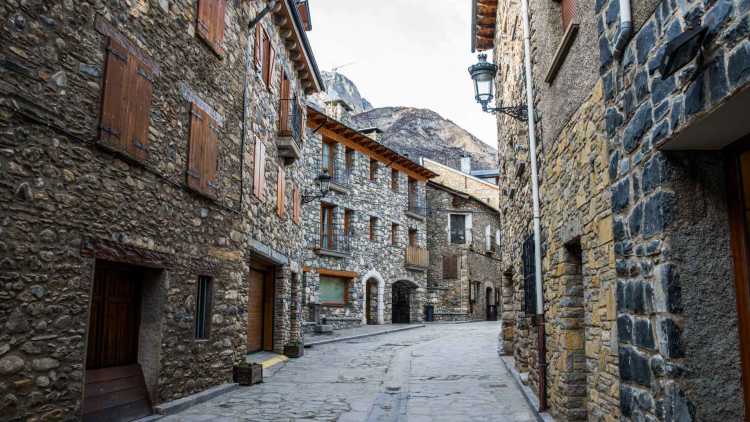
<box><xmin>421</xmin><ymin>158</ymin><xmax>500</xmax><ymax>210</ymax></box>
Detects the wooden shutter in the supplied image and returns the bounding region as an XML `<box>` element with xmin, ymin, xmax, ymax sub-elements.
<box><xmin>561</xmin><ymin>0</ymin><xmax>576</xmax><ymax>29</ymax></box>
<box><xmin>276</xmin><ymin>165</ymin><xmax>286</xmax><ymax>217</ymax></box>
<box><xmin>443</xmin><ymin>255</ymin><xmax>458</xmax><ymax>279</ymax></box>
<box><xmin>99</xmin><ymin>38</ymin><xmax>129</xmax><ymax>152</ymax></box>
<box><xmin>99</xmin><ymin>37</ymin><xmax>154</xmax><ymax>162</ymax></box>
<box><xmin>205</xmin><ymin>115</ymin><xmax>220</xmax><ymax>196</ymax></box>
<box><xmin>253</xmin><ymin>141</ymin><xmax>266</xmax><ymax>200</ymax></box>
<box><xmin>279</xmin><ymin>72</ymin><xmax>291</xmax><ymax>135</ymax></box>
<box><xmin>186</xmin><ymin>103</ymin><xmax>219</xmax><ymax>198</ymax></box>
<box><xmin>196</xmin><ymin>0</ymin><xmax>226</xmax><ymax>56</ymax></box>
<box><xmin>266</xmin><ymin>45</ymin><xmax>276</xmax><ymax>89</ymax></box>
<box><xmin>292</xmin><ymin>185</ymin><xmax>301</xmax><ymax>225</ymax></box>
<box><xmin>254</xmin><ymin>25</ymin><xmax>263</xmax><ymax>70</ymax></box>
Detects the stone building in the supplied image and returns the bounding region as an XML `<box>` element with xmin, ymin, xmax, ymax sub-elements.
<box><xmin>301</xmin><ymin>105</ymin><xmax>437</xmax><ymax>330</ymax></box>
<box><xmin>425</xmin><ymin>181</ymin><xmax>503</xmax><ymax>322</ymax></box>
<box><xmin>0</xmin><ymin>1</ymin><xmax>322</xmax><ymax>420</ymax></box>
<box><xmin>421</xmin><ymin>157</ymin><xmax>501</xmax><ymax>209</ymax></box>
<box><xmin>473</xmin><ymin>0</ymin><xmax>620</xmax><ymax>420</ymax></box>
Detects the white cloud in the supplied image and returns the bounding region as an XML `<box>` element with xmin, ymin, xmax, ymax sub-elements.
<box><xmin>306</xmin><ymin>0</ymin><xmax>498</xmax><ymax>149</ymax></box>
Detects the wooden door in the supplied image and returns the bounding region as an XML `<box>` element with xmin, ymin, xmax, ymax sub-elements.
<box><xmin>247</xmin><ymin>269</ymin><xmax>265</xmax><ymax>353</ymax></box>
<box><xmin>84</xmin><ymin>264</ymin><xmax>150</xmax><ymax>422</ymax></box>
<box><xmin>392</xmin><ymin>284</ymin><xmax>411</xmax><ymax>324</ymax></box>
<box><xmin>366</xmin><ymin>282</ymin><xmax>373</xmax><ymax>324</ymax></box>
<box><xmin>725</xmin><ymin>140</ymin><xmax>750</xmax><ymax>417</ymax></box>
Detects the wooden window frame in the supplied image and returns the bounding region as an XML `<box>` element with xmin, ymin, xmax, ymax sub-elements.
<box><xmin>319</xmin><ymin>275</ymin><xmax>351</xmax><ymax>306</ymax></box>
<box><xmin>391</xmin><ymin>223</ymin><xmax>399</xmax><ymax>246</ymax></box>
<box><xmin>344</xmin><ymin>209</ymin><xmax>353</xmax><ymax>238</ymax></box>
<box><xmin>391</xmin><ymin>169</ymin><xmax>399</xmax><ymax>192</ymax></box>
<box><xmin>369</xmin><ymin>158</ymin><xmax>378</xmax><ymax>181</ymax></box>
<box><xmin>449</xmin><ymin>214</ymin><xmax>467</xmax><ymax>245</ymax></box>
<box><xmin>345</xmin><ymin>147</ymin><xmax>355</xmax><ymax>175</ymax></box>
<box><xmin>195</xmin><ymin>276</ymin><xmax>213</xmax><ymax>340</ymax></box>
<box><xmin>320</xmin><ymin>203</ymin><xmax>335</xmax><ymax>249</ymax></box>
<box><xmin>322</xmin><ymin>139</ymin><xmax>336</xmax><ymax>177</ymax></box>
<box><xmin>369</xmin><ymin>216</ymin><xmax>377</xmax><ymax>241</ymax></box>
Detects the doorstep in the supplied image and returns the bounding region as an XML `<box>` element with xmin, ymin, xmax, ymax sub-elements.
<box><xmin>498</xmin><ymin>355</ymin><xmax>556</xmax><ymax>422</ymax></box>
<box><xmin>246</xmin><ymin>351</ymin><xmax>289</xmax><ymax>377</ymax></box>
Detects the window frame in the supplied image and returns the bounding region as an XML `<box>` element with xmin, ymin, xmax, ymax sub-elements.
<box><xmin>369</xmin><ymin>158</ymin><xmax>378</xmax><ymax>181</ymax></box>
<box><xmin>391</xmin><ymin>169</ymin><xmax>399</xmax><ymax>192</ymax></box>
<box><xmin>369</xmin><ymin>216</ymin><xmax>377</xmax><ymax>241</ymax></box>
<box><xmin>391</xmin><ymin>223</ymin><xmax>399</xmax><ymax>246</ymax></box>
<box><xmin>319</xmin><ymin>275</ymin><xmax>350</xmax><ymax>306</ymax></box>
<box><xmin>449</xmin><ymin>214</ymin><xmax>468</xmax><ymax>245</ymax></box>
<box><xmin>320</xmin><ymin>203</ymin><xmax>335</xmax><ymax>249</ymax></box>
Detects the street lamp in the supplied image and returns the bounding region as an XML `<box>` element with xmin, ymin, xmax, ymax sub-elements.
<box><xmin>302</xmin><ymin>169</ymin><xmax>331</xmax><ymax>204</ymax></box>
<box><xmin>468</xmin><ymin>53</ymin><xmax>527</xmax><ymax>121</ymax></box>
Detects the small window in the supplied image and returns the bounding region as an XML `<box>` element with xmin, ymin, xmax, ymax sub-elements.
<box><xmin>344</xmin><ymin>209</ymin><xmax>353</xmax><ymax>238</ymax></box>
<box><xmin>320</xmin><ymin>204</ymin><xmax>335</xmax><ymax>249</ymax></box>
<box><xmin>322</xmin><ymin>140</ymin><xmax>335</xmax><ymax>177</ymax></box>
<box><xmin>450</xmin><ymin>214</ymin><xmax>467</xmax><ymax>244</ymax></box>
<box><xmin>195</xmin><ymin>276</ymin><xmax>212</xmax><ymax>339</ymax></box>
<box><xmin>320</xmin><ymin>276</ymin><xmax>349</xmax><ymax>305</ymax></box>
<box><xmin>369</xmin><ymin>217</ymin><xmax>377</xmax><ymax>241</ymax></box>
<box><xmin>443</xmin><ymin>255</ymin><xmax>458</xmax><ymax>279</ymax></box>
<box><xmin>391</xmin><ymin>169</ymin><xmax>399</xmax><ymax>191</ymax></box>
<box><xmin>408</xmin><ymin>228</ymin><xmax>417</xmax><ymax>247</ymax></box>
<box><xmin>369</xmin><ymin>159</ymin><xmax>378</xmax><ymax>181</ymax></box>
<box><xmin>391</xmin><ymin>223</ymin><xmax>399</xmax><ymax>246</ymax></box>
<box><xmin>345</xmin><ymin>147</ymin><xmax>355</xmax><ymax>174</ymax></box>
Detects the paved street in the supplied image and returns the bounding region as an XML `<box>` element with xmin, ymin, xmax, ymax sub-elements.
<box><xmin>161</xmin><ymin>322</ymin><xmax>537</xmax><ymax>422</ymax></box>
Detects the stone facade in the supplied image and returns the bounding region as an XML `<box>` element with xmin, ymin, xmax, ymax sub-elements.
<box><xmin>0</xmin><ymin>1</ymin><xmax>321</xmax><ymax>419</ymax></box>
<box><xmin>479</xmin><ymin>0</ymin><xmax>621</xmax><ymax>419</ymax></box>
<box><xmin>421</xmin><ymin>158</ymin><xmax>501</xmax><ymax>209</ymax></box>
<box><xmin>425</xmin><ymin>182</ymin><xmax>502</xmax><ymax>322</ymax></box>
<box><xmin>301</xmin><ymin>106</ymin><xmax>435</xmax><ymax>331</ymax></box>
<box><xmin>596</xmin><ymin>0</ymin><xmax>750</xmax><ymax>417</ymax></box>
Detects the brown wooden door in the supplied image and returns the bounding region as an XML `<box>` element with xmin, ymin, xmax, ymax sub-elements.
<box><xmin>366</xmin><ymin>282</ymin><xmax>373</xmax><ymax>324</ymax></box>
<box><xmin>247</xmin><ymin>269</ymin><xmax>265</xmax><ymax>353</ymax></box>
<box><xmin>725</xmin><ymin>141</ymin><xmax>750</xmax><ymax>418</ymax></box>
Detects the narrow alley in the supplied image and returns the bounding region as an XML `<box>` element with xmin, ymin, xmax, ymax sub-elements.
<box><xmin>160</xmin><ymin>322</ymin><xmax>536</xmax><ymax>422</ymax></box>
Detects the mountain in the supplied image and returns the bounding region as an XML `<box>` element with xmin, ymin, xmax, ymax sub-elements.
<box><xmin>351</xmin><ymin>107</ymin><xmax>497</xmax><ymax>171</ymax></box>
<box><xmin>314</xmin><ymin>71</ymin><xmax>373</xmax><ymax>114</ymax></box>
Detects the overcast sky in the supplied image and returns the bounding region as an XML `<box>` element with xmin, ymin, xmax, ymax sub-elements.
<box><xmin>306</xmin><ymin>0</ymin><xmax>498</xmax><ymax>149</ymax></box>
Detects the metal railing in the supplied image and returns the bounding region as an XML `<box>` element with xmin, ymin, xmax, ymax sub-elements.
<box><xmin>406</xmin><ymin>246</ymin><xmax>429</xmax><ymax>267</ymax></box>
<box><xmin>319</xmin><ymin>231</ymin><xmax>351</xmax><ymax>254</ymax></box>
<box><xmin>407</xmin><ymin>196</ymin><xmax>427</xmax><ymax>216</ymax></box>
<box><xmin>279</xmin><ymin>98</ymin><xmax>303</xmax><ymax>145</ymax></box>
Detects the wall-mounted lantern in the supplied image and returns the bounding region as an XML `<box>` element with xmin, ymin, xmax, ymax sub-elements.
<box><xmin>468</xmin><ymin>53</ymin><xmax>528</xmax><ymax>121</ymax></box>
<box><xmin>302</xmin><ymin>170</ymin><xmax>331</xmax><ymax>204</ymax></box>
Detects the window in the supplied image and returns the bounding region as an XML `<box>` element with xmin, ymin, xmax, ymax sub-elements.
<box><xmin>391</xmin><ymin>169</ymin><xmax>399</xmax><ymax>192</ymax></box>
<box><xmin>320</xmin><ymin>204</ymin><xmax>335</xmax><ymax>249</ymax></box>
<box><xmin>252</xmin><ymin>140</ymin><xmax>266</xmax><ymax>200</ymax></box>
<box><xmin>195</xmin><ymin>276</ymin><xmax>212</xmax><ymax>339</ymax></box>
<box><xmin>320</xmin><ymin>276</ymin><xmax>349</xmax><ymax>305</ymax></box>
<box><xmin>187</xmin><ymin>102</ymin><xmax>220</xmax><ymax>198</ymax></box>
<box><xmin>391</xmin><ymin>223</ymin><xmax>399</xmax><ymax>246</ymax></box>
<box><xmin>369</xmin><ymin>217</ymin><xmax>377</xmax><ymax>241</ymax></box>
<box><xmin>322</xmin><ymin>140</ymin><xmax>335</xmax><ymax>177</ymax></box>
<box><xmin>196</xmin><ymin>0</ymin><xmax>226</xmax><ymax>56</ymax></box>
<box><xmin>443</xmin><ymin>255</ymin><xmax>458</xmax><ymax>279</ymax></box>
<box><xmin>485</xmin><ymin>225</ymin><xmax>492</xmax><ymax>252</ymax></box>
<box><xmin>450</xmin><ymin>214</ymin><xmax>467</xmax><ymax>244</ymax></box>
<box><xmin>292</xmin><ymin>184</ymin><xmax>301</xmax><ymax>224</ymax></box>
<box><xmin>408</xmin><ymin>177</ymin><xmax>418</xmax><ymax>210</ymax></box>
<box><xmin>279</xmin><ymin>72</ymin><xmax>292</xmax><ymax>136</ymax></box>
<box><xmin>408</xmin><ymin>228</ymin><xmax>417</xmax><ymax>247</ymax></box>
<box><xmin>345</xmin><ymin>147</ymin><xmax>355</xmax><ymax>175</ymax></box>
<box><xmin>99</xmin><ymin>37</ymin><xmax>155</xmax><ymax>162</ymax></box>
<box><xmin>369</xmin><ymin>159</ymin><xmax>378</xmax><ymax>181</ymax></box>
<box><xmin>301</xmin><ymin>271</ymin><xmax>308</xmax><ymax>305</ymax></box>
<box><xmin>344</xmin><ymin>209</ymin><xmax>353</xmax><ymax>238</ymax></box>
<box><xmin>276</xmin><ymin>165</ymin><xmax>285</xmax><ymax>218</ymax></box>
<box><xmin>522</xmin><ymin>235</ymin><xmax>537</xmax><ymax>314</ymax></box>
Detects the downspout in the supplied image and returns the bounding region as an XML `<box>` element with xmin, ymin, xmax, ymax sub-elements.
<box><xmin>241</xmin><ymin>1</ymin><xmax>277</xmax><ymax>213</ymax></box>
<box><xmin>613</xmin><ymin>0</ymin><xmax>633</xmax><ymax>59</ymax></box>
<box><xmin>519</xmin><ymin>0</ymin><xmax>547</xmax><ymax>411</ymax></box>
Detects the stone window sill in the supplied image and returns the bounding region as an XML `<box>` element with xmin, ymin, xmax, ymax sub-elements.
<box><xmin>314</xmin><ymin>248</ymin><xmax>351</xmax><ymax>259</ymax></box>
<box><xmin>405</xmin><ymin>211</ymin><xmax>426</xmax><ymax>221</ymax></box>
<box><xmin>405</xmin><ymin>265</ymin><xmax>427</xmax><ymax>272</ymax></box>
<box><xmin>544</xmin><ymin>21</ymin><xmax>580</xmax><ymax>83</ymax></box>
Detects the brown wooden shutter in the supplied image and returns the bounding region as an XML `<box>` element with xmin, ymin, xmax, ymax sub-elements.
<box><xmin>292</xmin><ymin>184</ymin><xmax>301</xmax><ymax>224</ymax></box>
<box><xmin>196</xmin><ymin>0</ymin><xmax>226</xmax><ymax>56</ymax></box>
<box><xmin>196</xmin><ymin>0</ymin><xmax>211</xmax><ymax>44</ymax></box>
<box><xmin>187</xmin><ymin>103</ymin><xmax>207</xmax><ymax>193</ymax></box>
<box><xmin>276</xmin><ymin>165</ymin><xmax>286</xmax><ymax>217</ymax></box>
<box><xmin>204</xmin><ymin>114</ymin><xmax>220</xmax><ymax>197</ymax></box>
<box><xmin>127</xmin><ymin>56</ymin><xmax>154</xmax><ymax>161</ymax></box>
<box><xmin>279</xmin><ymin>72</ymin><xmax>291</xmax><ymax>135</ymax></box>
<box><xmin>213</xmin><ymin>0</ymin><xmax>226</xmax><ymax>55</ymax></box>
<box><xmin>561</xmin><ymin>0</ymin><xmax>576</xmax><ymax>29</ymax></box>
<box><xmin>254</xmin><ymin>25</ymin><xmax>263</xmax><ymax>69</ymax></box>
<box><xmin>443</xmin><ymin>255</ymin><xmax>458</xmax><ymax>279</ymax></box>
<box><xmin>266</xmin><ymin>45</ymin><xmax>276</xmax><ymax>89</ymax></box>
<box><xmin>99</xmin><ymin>38</ymin><xmax>129</xmax><ymax>152</ymax></box>
<box><xmin>253</xmin><ymin>141</ymin><xmax>266</xmax><ymax>200</ymax></box>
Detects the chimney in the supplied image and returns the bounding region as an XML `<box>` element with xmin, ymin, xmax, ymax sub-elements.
<box><xmin>325</xmin><ymin>99</ymin><xmax>353</xmax><ymax>124</ymax></box>
<box><xmin>460</xmin><ymin>155</ymin><xmax>472</xmax><ymax>174</ymax></box>
<box><xmin>360</xmin><ymin>127</ymin><xmax>383</xmax><ymax>142</ymax></box>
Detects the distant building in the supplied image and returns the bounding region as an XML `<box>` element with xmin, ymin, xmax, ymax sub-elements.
<box><xmin>420</xmin><ymin>157</ymin><xmax>501</xmax><ymax>209</ymax></box>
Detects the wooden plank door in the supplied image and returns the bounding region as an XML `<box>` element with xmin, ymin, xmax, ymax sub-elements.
<box><xmin>247</xmin><ymin>269</ymin><xmax>265</xmax><ymax>353</ymax></box>
<box><xmin>725</xmin><ymin>141</ymin><xmax>750</xmax><ymax>418</ymax></box>
<box><xmin>366</xmin><ymin>282</ymin><xmax>373</xmax><ymax>324</ymax></box>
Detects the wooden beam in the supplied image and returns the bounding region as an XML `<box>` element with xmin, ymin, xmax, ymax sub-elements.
<box><xmin>317</xmin><ymin>268</ymin><xmax>359</xmax><ymax>279</ymax></box>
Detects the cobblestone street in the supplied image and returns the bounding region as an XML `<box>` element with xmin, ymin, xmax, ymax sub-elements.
<box><xmin>161</xmin><ymin>322</ymin><xmax>536</xmax><ymax>421</ymax></box>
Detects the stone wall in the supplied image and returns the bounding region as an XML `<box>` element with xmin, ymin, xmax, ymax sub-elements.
<box><xmin>596</xmin><ymin>0</ymin><xmax>750</xmax><ymax>417</ymax></box>
<box><xmin>0</xmin><ymin>1</ymin><xmax>315</xmax><ymax>419</ymax></box>
<box><xmin>421</xmin><ymin>158</ymin><xmax>501</xmax><ymax>209</ymax></box>
<box><xmin>301</xmin><ymin>123</ymin><xmax>428</xmax><ymax>328</ymax></box>
<box><xmin>425</xmin><ymin>183</ymin><xmax>502</xmax><ymax>322</ymax></box>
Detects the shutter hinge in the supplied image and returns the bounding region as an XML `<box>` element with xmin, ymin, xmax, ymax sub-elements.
<box><xmin>187</xmin><ymin>169</ymin><xmax>201</xmax><ymax>179</ymax></box>
<box><xmin>137</xmin><ymin>67</ymin><xmax>154</xmax><ymax>83</ymax></box>
<box><xmin>106</xmin><ymin>46</ymin><xmax>128</xmax><ymax>62</ymax></box>
<box><xmin>99</xmin><ymin>125</ymin><xmax>120</xmax><ymax>138</ymax></box>
<box><xmin>133</xmin><ymin>137</ymin><xmax>146</xmax><ymax>150</ymax></box>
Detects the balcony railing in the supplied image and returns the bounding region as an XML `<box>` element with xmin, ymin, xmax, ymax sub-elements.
<box><xmin>406</xmin><ymin>246</ymin><xmax>429</xmax><ymax>268</ymax></box>
<box><xmin>319</xmin><ymin>231</ymin><xmax>351</xmax><ymax>255</ymax></box>
<box><xmin>278</xmin><ymin>98</ymin><xmax>303</xmax><ymax>162</ymax></box>
<box><xmin>407</xmin><ymin>196</ymin><xmax>427</xmax><ymax>217</ymax></box>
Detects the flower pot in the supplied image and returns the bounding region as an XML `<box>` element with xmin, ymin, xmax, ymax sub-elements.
<box><xmin>233</xmin><ymin>363</ymin><xmax>262</xmax><ymax>386</ymax></box>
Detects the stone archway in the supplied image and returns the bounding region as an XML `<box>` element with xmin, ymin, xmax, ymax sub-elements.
<box><xmin>392</xmin><ymin>279</ymin><xmax>418</xmax><ymax>324</ymax></box>
<box><xmin>361</xmin><ymin>269</ymin><xmax>384</xmax><ymax>325</ymax></box>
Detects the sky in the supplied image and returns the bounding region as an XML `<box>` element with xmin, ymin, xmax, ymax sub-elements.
<box><xmin>306</xmin><ymin>0</ymin><xmax>498</xmax><ymax>149</ymax></box>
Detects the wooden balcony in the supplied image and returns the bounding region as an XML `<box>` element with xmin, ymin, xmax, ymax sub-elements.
<box><xmin>406</xmin><ymin>246</ymin><xmax>429</xmax><ymax>270</ymax></box>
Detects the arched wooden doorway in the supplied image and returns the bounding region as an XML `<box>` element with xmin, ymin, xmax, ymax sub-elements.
<box><xmin>392</xmin><ymin>280</ymin><xmax>416</xmax><ymax>324</ymax></box>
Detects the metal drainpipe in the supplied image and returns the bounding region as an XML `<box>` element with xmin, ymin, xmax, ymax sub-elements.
<box><xmin>241</xmin><ymin>1</ymin><xmax>278</xmax><ymax>213</ymax></box>
<box><xmin>519</xmin><ymin>0</ymin><xmax>547</xmax><ymax>411</ymax></box>
<box><xmin>613</xmin><ymin>0</ymin><xmax>633</xmax><ymax>59</ymax></box>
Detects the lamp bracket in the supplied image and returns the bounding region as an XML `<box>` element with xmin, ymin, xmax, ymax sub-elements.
<box><xmin>485</xmin><ymin>104</ymin><xmax>528</xmax><ymax>121</ymax></box>
<box><xmin>302</xmin><ymin>192</ymin><xmax>326</xmax><ymax>205</ymax></box>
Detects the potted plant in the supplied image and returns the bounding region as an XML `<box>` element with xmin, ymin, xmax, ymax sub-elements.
<box><xmin>232</xmin><ymin>356</ymin><xmax>262</xmax><ymax>386</ymax></box>
<box><xmin>284</xmin><ymin>340</ymin><xmax>304</xmax><ymax>358</ymax></box>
